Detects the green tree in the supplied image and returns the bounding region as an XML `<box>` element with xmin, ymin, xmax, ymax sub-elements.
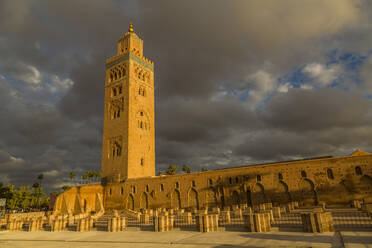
<box><xmin>93</xmin><ymin>171</ymin><xmax>101</xmax><ymax>181</ymax></box>
<box><xmin>166</xmin><ymin>165</ymin><xmax>178</xmax><ymax>175</ymax></box>
<box><xmin>201</xmin><ymin>168</ymin><xmax>208</xmax><ymax>172</ymax></box>
<box><xmin>62</xmin><ymin>185</ymin><xmax>71</xmax><ymax>191</ymax></box>
<box><xmin>36</xmin><ymin>174</ymin><xmax>44</xmax><ymax>208</ymax></box>
<box><xmin>182</xmin><ymin>165</ymin><xmax>191</xmax><ymax>174</ymax></box>
<box><xmin>82</xmin><ymin>173</ymin><xmax>88</xmax><ymax>183</ymax></box>
<box><xmin>69</xmin><ymin>171</ymin><xmax>76</xmax><ymax>183</ymax></box>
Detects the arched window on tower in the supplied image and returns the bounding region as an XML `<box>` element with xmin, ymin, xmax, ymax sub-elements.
<box><xmin>355</xmin><ymin>166</ymin><xmax>362</xmax><ymax>175</ymax></box>
<box><xmin>256</xmin><ymin>174</ymin><xmax>261</xmax><ymax>182</ymax></box>
<box><xmin>209</xmin><ymin>178</ymin><xmax>213</xmax><ymax>186</ymax></box>
<box><xmin>278</xmin><ymin>173</ymin><xmax>283</xmax><ymax>180</ymax></box>
<box><xmin>301</xmin><ymin>170</ymin><xmax>307</xmax><ymax>178</ymax></box>
<box><xmin>327</xmin><ymin>168</ymin><xmax>334</xmax><ymax>180</ymax></box>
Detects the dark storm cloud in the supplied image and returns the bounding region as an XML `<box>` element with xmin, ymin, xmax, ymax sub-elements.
<box><xmin>0</xmin><ymin>0</ymin><xmax>371</xmax><ymax>191</ymax></box>
<box><xmin>259</xmin><ymin>88</ymin><xmax>372</xmax><ymax>132</ymax></box>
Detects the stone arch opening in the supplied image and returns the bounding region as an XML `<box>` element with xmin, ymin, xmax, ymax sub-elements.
<box><xmin>299</xmin><ymin>178</ymin><xmax>317</xmax><ymax>206</ymax></box>
<box><xmin>127</xmin><ymin>194</ymin><xmax>134</xmax><ymax>210</ymax></box>
<box><xmin>252</xmin><ymin>183</ymin><xmax>266</xmax><ymax>205</ymax></box>
<box><xmin>246</xmin><ymin>188</ymin><xmax>252</xmax><ymax>206</ymax></box>
<box><xmin>205</xmin><ymin>187</ymin><xmax>217</xmax><ymax>208</ymax></box>
<box><xmin>171</xmin><ymin>189</ymin><xmax>181</xmax><ymax>209</ymax></box>
<box><xmin>83</xmin><ymin>199</ymin><xmax>87</xmax><ymax>213</ymax></box>
<box><xmin>140</xmin><ymin>192</ymin><xmax>149</xmax><ymax>209</ymax></box>
<box><xmin>188</xmin><ymin>188</ymin><xmax>199</xmax><ymax>209</ymax></box>
<box><xmin>232</xmin><ymin>190</ymin><xmax>240</xmax><ymax>206</ymax></box>
<box><xmin>274</xmin><ymin>181</ymin><xmax>291</xmax><ymax>204</ymax></box>
<box><xmin>358</xmin><ymin>175</ymin><xmax>372</xmax><ymax>193</ymax></box>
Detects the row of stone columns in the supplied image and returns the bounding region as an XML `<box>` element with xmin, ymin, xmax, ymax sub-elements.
<box><xmin>244</xmin><ymin>213</ymin><xmax>271</xmax><ymax>232</ymax></box>
<box><xmin>6</xmin><ymin>219</ymin><xmax>24</xmax><ymax>231</ymax></box>
<box><xmin>196</xmin><ymin>214</ymin><xmax>219</xmax><ymax>232</ymax></box>
<box><xmin>51</xmin><ymin>216</ymin><xmax>68</xmax><ymax>232</ymax></box>
<box><xmin>154</xmin><ymin>213</ymin><xmax>174</xmax><ymax>232</ymax></box>
<box><xmin>28</xmin><ymin>218</ymin><xmax>43</xmax><ymax>232</ymax></box>
<box><xmin>108</xmin><ymin>216</ymin><xmax>126</xmax><ymax>232</ymax></box>
<box><xmin>77</xmin><ymin>217</ymin><xmax>94</xmax><ymax>232</ymax></box>
<box><xmin>301</xmin><ymin>211</ymin><xmax>334</xmax><ymax>233</ymax></box>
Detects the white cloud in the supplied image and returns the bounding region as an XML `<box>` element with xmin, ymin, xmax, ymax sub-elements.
<box><xmin>9</xmin><ymin>155</ymin><xmax>25</xmax><ymax>163</ymax></box>
<box><xmin>245</xmin><ymin>70</ymin><xmax>277</xmax><ymax>107</ymax></box>
<box><xmin>300</xmin><ymin>84</ymin><xmax>313</xmax><ymax>90</ymax></box>
<box><xmin>277</xmin><ymin>83</ymin><xmax>292</xmax><ymax>93</ymax></box>
<box><xmin>48</xmin><ymin>75</ymin><xmax>74</xmax><ymax>93</ymax></box>
<box><xmin>15</xmin><ymin>63</ymin><xmax>42</xmax><ymax>85</ymax></box>
<box><xmin>303</xmin><ymin>63</ymin><xmax>342</xmax><ymax>86</ymax></box>
<box><xmin>43</xmin><ymin>170</ymin><xmax>59</xmax><ymax>177</ymax></box>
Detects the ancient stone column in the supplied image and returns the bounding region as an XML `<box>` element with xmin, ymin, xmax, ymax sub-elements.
<box><xmin>221</xmin><ymin>211</ymin><xmax>231</xmax><ymax>224</ymax></box>
<box><xmin>301</xmin><ymin>211</ymin><xmax>334</xmax><ymax>233</ymax></box>
<box><xmin>107</xmin><ymin>217</ymin><xmax>117</xmax><ymax>232</ymax></box>
<box><xmin>351</xmin><ymin>200</ymin><xmax>362</xmax><ymax>209</ymax></box>
<box><xmin>233</xmin><ymin>209</ymin><xmax>243</xmax><ymax>219</ymax></box>
<box><xmin>140</xmin><ymin>213</ymin><xmax>150</xmax><ymax>224</ymax></box>
<box><xmin>28</xmin><ymin>219</ymin><xmax>37</xmax><ymax>232</ymax></box>
<box><xmin>272</xmin><ymin>207</ymin><xmax>281</xmax><ymax>219</ymax></box>
<box><xmin>212</xmin><ymin>207</ymin><xmax>220</xmax><ymax>214</ymax></box>
<box><xmin>76</xmin><ymin>218</ymin><xmax>86</xmax><ymax>232</ymax></box>
<box><xmin>243</xmin><ymin>213</ymin><xmax>271</xmax><ymax>232</ymax></box>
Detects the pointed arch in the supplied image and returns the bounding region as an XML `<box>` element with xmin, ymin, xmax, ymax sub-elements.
<box><xmin>252</xmin><ymin>183</ymin><xmax>266</xmax><ymax>205</ymax></box>
<box><xmin>171</xmin><ymin>189</ymin><xmax>181</xmax><ymax>209</ymax></box>
<box><xmin>273</xmin><ymin>181</ymin><xmax>291</xmax><ymax>204</ymax></box>
<box><xmin>127</xmin><ymin>194</ymin><xmax>135</xmax><ymax>210</ymax></box>
<box><xmin>140</xmin><ymin>192</ymin><xmax>149</xmax><ymax>209</ymax></box>
<box><xmin>231</xmin><ymin>190</ymin><xmax>240</xmax><ymax>205</ymax></box>
<box><xmin>206</xmin><ymin>187</ymin><xmax>217</xmax><ymax>208</ymax></box>
<box><xmin>299</xmin><ymin>178</ymin><xmax>317</xmax><ymax>206</ymax></box>
<box><xmin>188</xmin><ymin>188</ymin><xmax>199</xmax><ymax>209</ymax></box>
<box><xmin>358</xmin><ymin>175</ymin><xmax>372</xmax><ymax>193</ymax></box>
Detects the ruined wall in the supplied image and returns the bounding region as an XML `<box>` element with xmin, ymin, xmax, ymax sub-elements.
<box><xmin>103</xmin><ymin>153</ymin><xmax>372</xmax><ymax>211</ymax></box>
<box><xmin>53</xmin><ymin>184</ymin><xmax>104</xmax><ymax>215</ymax></box>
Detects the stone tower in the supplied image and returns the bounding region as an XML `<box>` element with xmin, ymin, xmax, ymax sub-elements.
<box><xmin>101</xmin><ymin>23</ymin><xmax>155</xmax><ymax>183</ymax></box>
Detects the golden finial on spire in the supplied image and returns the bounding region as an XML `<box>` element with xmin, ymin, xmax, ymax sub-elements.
<box><xmin>128</xmin><ymin>22</ymin><xmax>134</xmax><ymax>33</ymax></box>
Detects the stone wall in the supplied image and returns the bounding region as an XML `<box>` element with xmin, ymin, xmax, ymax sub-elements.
<box><xmin>101</xmin><ymin>152</ymin><xmax>371</xmax><ymax>211</ymax></box>
<box><xmin>53</xmin><ymin>152</ymin><xmax>371</xmax><ymax>214</ymax></box>
<box><xmin>53</xmin><ymin>184</ymin><xmax>103</xmax><ymax>215</ymax></box>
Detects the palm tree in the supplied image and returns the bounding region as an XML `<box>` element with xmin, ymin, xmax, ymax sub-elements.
<box><xmin>82</xmin><ymin>173</ymin><xmax>88</xmax><ymax>184</ymax></box>
<box><xmin>62</xmin><ymin>185</ymin><xmax>71</xmax><ymax>191</ymax></box>
<box><xmin>182</xmin><ymin>165</ymin><xmax>191</xmax><ymax>174</ymax></box>
<box><xmin>88</xmin><ymin>171</ymin><xmax>94</xmax><ymax>182</ymax></box>
<box><xmin>69</xmin><ymin>172</ymin><xmax>75</xmax><ymax>183</ymax></box>
<box><xmin>93</xmin><ymin>171</ymin><xmax>101</xmax><ymax>181</ymax></box>
<box><xmin>36</xmin><ymin>174</ymin><xmax>43</xmax><ymax>208</ymax></box>
<box><xmin>166</xmin><ymin>165</ymin><xmax>178</xmax><ymax>175</ymax></box>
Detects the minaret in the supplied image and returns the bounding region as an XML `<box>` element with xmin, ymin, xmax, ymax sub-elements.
<box><xmin>101</xmin><ymin>23</ymin><xmax>155</xmax><ymax>183</ymax></box>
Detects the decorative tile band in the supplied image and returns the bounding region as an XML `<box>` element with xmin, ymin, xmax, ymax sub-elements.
<box><xmin>106</xmin><ymin>53</ymin><xmax>154</xmax><ymax>71</ymax></box>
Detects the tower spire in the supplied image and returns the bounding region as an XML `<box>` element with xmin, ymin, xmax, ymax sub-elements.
<box><xmin>128</xmin><ymin>22</ymin><xmax>134</xmax><ymax>33</ymax></box>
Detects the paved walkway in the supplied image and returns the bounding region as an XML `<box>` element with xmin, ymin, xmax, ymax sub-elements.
<box><xmin>0</xmin><ymin>230</ymin><xmax>371</xmax><ymax>248</ymax></box>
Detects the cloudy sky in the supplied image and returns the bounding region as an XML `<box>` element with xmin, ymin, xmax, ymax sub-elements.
<box><xmin>0</xmin><ymin>0</ymin><xmax>371</xmax><ymax>192</ymax></box>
